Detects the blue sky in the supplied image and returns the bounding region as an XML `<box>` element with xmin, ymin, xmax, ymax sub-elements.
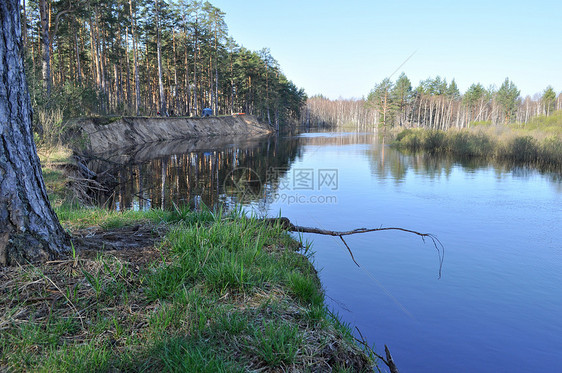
<box><xmin>210</xmin><ymin>0</ymin><xmax>561</xmax><ymax>99</ymax></box>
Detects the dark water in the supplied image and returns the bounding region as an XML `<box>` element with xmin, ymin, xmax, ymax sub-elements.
<box><xmin>88</xmin><ymin>132</ymin><xmax>562</xmax><ymax>372</ymax></box>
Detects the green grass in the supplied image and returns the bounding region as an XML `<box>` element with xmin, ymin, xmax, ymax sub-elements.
<box><xmin>145</xmin><ymin>338</ymin><xmax>245</xmax><ymax>372</ymax></box>
<box><xmin>11</xmin><ymin>146</ymin><xmax>376</xmax><ymax>371</ymax></box>
<box><xmin>54</xmin><ymin>203</ymin><xmax>216</xmax><ymax>230</ymax></box>
<box><xmin>37</xmin><ymin>145</ymin><xmax>74</xmax><ymax>165</ymax></box>
<box><xmin>511</xmin><ymin>110</ymin><xmax>562</xmax><ymax>135</ymax></box>
<box><xmin>249</xmin><ymin>320</ymin><xmax>303</xmax><ymax>366</ymax></box>
<box><xmin>0</xmin><ymin>206</ymin><xmax>374</xmax><ymax>372</ymax></box>
<box><xmin>145</xmin><ymin>216</ymin><xmax>300</xmax><ymax>299</ymax></box>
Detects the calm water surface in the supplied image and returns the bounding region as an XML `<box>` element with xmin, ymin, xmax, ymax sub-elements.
<box><xmin>90</xmin><ymin>132</ymin><xmax>562</xmax><ymax>372</ymax></box>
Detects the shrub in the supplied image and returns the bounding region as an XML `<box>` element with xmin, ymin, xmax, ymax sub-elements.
<box><xmin>540</xmin><ymin>136</ymin><xmax>562</xmax><ymax>165</ymax></box>
<box><xmin>506</xmin><ymin>136</ymin><xmax>538</xmax><ymax>162</ymax></box>
<box><xmin>422</xmin><ymin>130</ymin><xmax>445</xmax><ymax>152</ymax></box>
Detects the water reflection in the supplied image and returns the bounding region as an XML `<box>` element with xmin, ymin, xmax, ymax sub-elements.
<box><xmin>86</xmin><ymin>132</ymin><xmax>562</xmax><ymax>211</ymax></box>
<box><xmin>366</xmin><ymin>139</ymin><xmax>562</xmax><ymax>188</ymax></box>
<box><xmin>86</xmin><ymin>135</ymin><xmax>302</xmax><ymax>210</ymax></box>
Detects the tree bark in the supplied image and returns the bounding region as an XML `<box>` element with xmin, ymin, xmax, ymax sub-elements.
<box><xmin>124</xmin><ymin>26</ymin><xmax>131</xmax><ymax>110</ymax></box>
<box><xmin>172</xmin><ymin>29</ymin><xmax>178</xmax><ymax>115</ymax></box>
<box><xmin>183</xmin><ymin>25</ymin><xmax>191</xmax><ymax>116</ymax></box>
<box><xmin>192</xmin><ymin>18</ymin><xmax>199</xmax><ymax>116</ymax></box>
<box><xmin>73</xmin><ymin>20</ymin><xmax>82</xmax><ymax>85</ymax></box>
<box><xmin>21</xmin><ymin>0</ymin><xmax>27</xmax><ymax>48</ymax></box>
<box><xmin>38</xmin><ymin>0</ymin><xmax>51</xmax><ymax>96</ymax></box>
<box><xmin>155</xmin><ymin>0</ymin><xmax>166</xmax><ymax>116</ymax></box>
<box><xmin>128</xmin><ymin>0</ymin><xmax>140</xmax><ymax>115</ymax></box>
<box><xmin>88</xmin><ymin>15</ymin><xmax>98</xmax><ymax>89</ymax></box>
<box><xmin>0</xmin><ymin>0</ymin><xmax>70</xmax><ymax>265</ymax></box>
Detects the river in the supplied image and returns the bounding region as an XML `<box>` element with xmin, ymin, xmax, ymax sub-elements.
<box><xmin>88</xmin><ymin>131</ymin><xmax>562</xmax><ymax>372</ymax></box>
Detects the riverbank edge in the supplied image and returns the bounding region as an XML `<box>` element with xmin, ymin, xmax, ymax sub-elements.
<box><xmin>391</xmin><ymin>126</ymin><xmax>562</xmax><ymax>168</ymax></box>
<box><xmin>69</xmin><ymin>114</ymin><xmax>274</xmax><ymax>155</ymax></box>
<box><xmin>0</xmin><ymin>152</ymin><xmax>376</xmax><ymax>372</ymax></box>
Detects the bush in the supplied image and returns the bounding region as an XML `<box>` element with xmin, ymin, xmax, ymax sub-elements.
<box><xmin>540</xmin><ymin>136</ymin><xmax>562</xmax><ymax>165</ymax></box>
<box><xmin>393</xmin><ymin>127</ymin><xmax>561</xmax><ymax>168</ymax></box>
<box><xmin>395</xmin><ymin>130</ymin><xmax>423</xmax><ymax>151</ymax></box>
<box><xmin>422</xmin><ymin>130</ymin><xmax>446</xmax><ymax>152</ymax></box>
<box><xmin>395</xmin><ymin>129</ymin><xmax>414</xmax><ymax>142</ymax></box>
<box><xmin>445</xmin><ymin>131</ymin><xmax>495</xmax><ymax>157</ymax></box>
<box><xmin>446</xmin><ymin>132</ymin><xmax>471</xmax><ymax>155</ymax></box>
<box><xmin>505</xmin><ymin>136</ymin><xmax>538</xmax><ymax>162</ymax></box>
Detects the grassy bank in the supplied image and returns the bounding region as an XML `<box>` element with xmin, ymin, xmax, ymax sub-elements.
<box><xmin>1</xmin><ymin>154</ymin><xmax>375</xmax><ymax>371</ymax></box>
<box><xmin>37</xmin><ymin>146</ymin><xmax>76</xmax><ymax>206</ymax></box>
<box><xmin>393</xmin><ymin>112</ymin><xmax>562</xmax><ymax>168</ymax></box>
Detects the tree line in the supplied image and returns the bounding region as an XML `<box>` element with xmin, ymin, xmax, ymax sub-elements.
<box><xmin>22</xmin><ymin>0</ymin><xmax>306</xmax><ymax>133</ymax></box>
<box><xmin>305</xmin><ymin>74</ymin><xmax>562</xmax><ymax>129</ymax></box>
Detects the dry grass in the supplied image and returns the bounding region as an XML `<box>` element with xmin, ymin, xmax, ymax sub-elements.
<box><xmin>394</xmin><ymin>123</ymin><xmax>562</xmax><ymax>170</ymax></box>
<box><xmin>37</xmin><ymin>145</ymin><xmax>73</xmax><ymax>166</ymax></box>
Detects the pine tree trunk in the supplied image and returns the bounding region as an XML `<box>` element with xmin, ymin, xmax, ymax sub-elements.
<box><xmin>114</xmin><ymin>63</ymin><xmax>120</xmax><ymax>109</ymax></box>
<box><xmin>214</xmin><ymin>27</ymin><xmax>219</xmax><ymax>115</ymax></box>
<box><xmin>22</xmin><ymin>0</ymin><xmax>27</xmax><ymax>48</ymax></box>
<box><xmin>155</xmin><ymin>0</ymin><xmax>166</xmax><ymax>116</ymax></box>
<box><xmin>125</xmin><ymin>26</ymin><xmax>132</xmax><ymax>111</ymax></box>
<box><xmin>88</xmin><ymin>16</ymin><xmax>99</xmax><ymax>89</ymax></box>
<box><xmin>129</xmin><ymin>0</ymin><xmax>141</xmax><ymax>115</ymax></box>
<box><xmin>99</xmin><ymin>25</ymin><xmax>107</xmax><ymax>112</ymax></box>
<box><xmin>230</xmin><ymin>55</ymin><xmax>234</xmax><ymax>115</ymax></box>
<box><xmin>208</xmin><ymin>55</ymin><xmax>213</xmax><ymax>113</ymax></box>
<box><xmin>184</xmin><ymin>35</ymin><xmax>191</xmax><ymax>116</ymax></box>
<box><xmin>193</xmin><ymin>22</ymin><xmax>198</xmax><ymax>116</ymax></box>
<box><xmin>73</xmin><ymin>21</ymin><xmax>82</xmax><ymax>85</ymax></box>
<box><xmin>0</xmin><ymin>0</ymin><xmax>70</xmax><ymax>265</ymax></box>
<box><xmin>172</xmin><ymin>29</ymin><xmax>178</xmax><ymax>115</ymax></box>
<box><xmin>39</xmin><ymin>0</ymin><xmax>51</xmax><ymax>96</ymax></box>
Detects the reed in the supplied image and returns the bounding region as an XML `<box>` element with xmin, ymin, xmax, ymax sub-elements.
<box><xmin>394</xmin><ymin>118</ymin><xmax>562</xmax><ymax>168</ymax></box>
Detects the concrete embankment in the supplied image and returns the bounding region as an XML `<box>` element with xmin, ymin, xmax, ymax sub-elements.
<box><xmin>74</xmin><ymin>115</ymin><xmax>273</xmax><ymax>154</ymax></box>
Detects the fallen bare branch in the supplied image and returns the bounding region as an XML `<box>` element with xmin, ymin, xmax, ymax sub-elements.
<box><xmin>263</xmin><ymin>217</ymin><xmax>445</xmax><ymax>278</ymax></box>
<box><xmin>385</xmin><ymin>344</ymin><xmax>400</xmax><ymax>373</ymax></box>
<box><xmin>339</xmin><ymin>235</ymin><xmax>360</xmax><ymax>267</ymax></box>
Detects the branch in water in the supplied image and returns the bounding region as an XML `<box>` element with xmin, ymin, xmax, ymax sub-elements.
<box><xmin>263</xmin><ymin>217</ymin><xmax>441</xmax><ymax>371</ymax></box>
<box><xmin>384</xmin><ymin>344</ymin><xmax>400</xmax><ymax>373</ymax></box>
<box><xmin>354</xmin><ymin>326</ymin><xmax>400</xmax><ymax>373</ymax></box>
<box><xmin>264</xmin><ymin>217</ymin><xmax>445</xmax><ymax>278</ymax></box>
